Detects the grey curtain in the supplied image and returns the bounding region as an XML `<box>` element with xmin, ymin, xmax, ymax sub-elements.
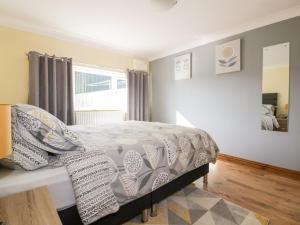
<box><xmin>127</xmin><ymin>70</ymin><xmax>149</xmax><ymax>121</ymax></box>
<box><xmin>28</xmin><ymin>51</ymin><xmax>75</xmax><ymax>125</ymax></box>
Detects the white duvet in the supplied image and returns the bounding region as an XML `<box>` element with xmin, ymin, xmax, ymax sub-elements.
<box><xmin>261</xmin><ymin>105</ymin><xmax>279</xmax><ymax>130</ymax></box>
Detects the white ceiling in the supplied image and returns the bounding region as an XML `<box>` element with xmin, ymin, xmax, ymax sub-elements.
<box><xmin>0</xmin><ymin>0</ymin><xmax>300</xmax><ymax>61</ymax></box>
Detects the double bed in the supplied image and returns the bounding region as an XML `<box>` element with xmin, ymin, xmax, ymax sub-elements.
<box><xmin>0</xmin><ymin>104</ymin><xmax>219</xmax><ymax>225</ymax></box>
<box><xmin>261</xmin><ymin>93</ymin><xmax>279</xmax><ymax>131</ymax></box>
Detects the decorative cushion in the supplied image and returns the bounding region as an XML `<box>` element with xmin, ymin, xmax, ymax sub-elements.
<box><xmin>13</xmin><ymin>104</ymin><xmax>85</xmax><ymax>153</ymax></box>
<box><xmin>0</xmin><ymin>104</ymin><xmax>84</xmax><ymax>170</ymax></box>
<box><xmin>0</xmin><ymin>108</ymin><xmax>48</xmax><ymax>170</ymax></box>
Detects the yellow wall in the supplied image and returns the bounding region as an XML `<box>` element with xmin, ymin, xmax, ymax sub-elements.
<box><xmin>0</xmin><ymin>26</ymin><xmax>140</xmax><ymax>104</ymax></box>
<box><xmin>262</xmin><ymin>66</ymin><xmax>289</xmax><ymax>116</ymax></box>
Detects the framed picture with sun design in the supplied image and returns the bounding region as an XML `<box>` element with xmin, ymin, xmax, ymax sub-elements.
<box><xmin>215</xmin><ymin>39</ymin><xmax>241</xmax><ymax>74</ymax></box>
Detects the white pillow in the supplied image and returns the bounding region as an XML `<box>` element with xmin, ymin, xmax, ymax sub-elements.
<box><xmin>262</xmin><ymin>104</ymin><xmax>275</xmax><ymax>115</ymax></box>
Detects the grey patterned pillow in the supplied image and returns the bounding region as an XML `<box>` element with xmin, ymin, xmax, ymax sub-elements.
<box><xmin>0</xmin><ymin>104</ymin><xmax>85</xmax><ymax>170</ymax></box>
<box><xmin>0</xmin><ymin>123</ymin><xmax>49</xmax><ymax>170</ymax></box>
<box><xmin>13</xmin><ymin>104</ymin><xmax>85</xmax><ymax>153</ymax></box>
<box><xmin>0</xmin><ymin>108</ymin><xmax>49</xmax><ymax>170</ymax></box>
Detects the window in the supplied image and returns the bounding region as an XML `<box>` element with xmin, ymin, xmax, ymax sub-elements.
<box><xmin>73</xmin><ymin>65</ymin><xmax>127</xmax><ymax>112</ymax></box>
<box><xmin>117</xmin><ymin>79</ymin><xmax>126</xmax><ymax>89</ymax></box>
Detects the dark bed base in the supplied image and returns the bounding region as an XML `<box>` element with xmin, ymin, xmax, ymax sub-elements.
<box><xmin>58</xmin><ymin>163</ymin><xmax>209</xmax><ymax>225</ymax></box>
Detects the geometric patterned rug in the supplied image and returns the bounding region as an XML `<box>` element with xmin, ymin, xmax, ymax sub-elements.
<box><xmin>125</xmin><ymin>184</ymin><xmax>270</xmax><ymax>225</ymax></box>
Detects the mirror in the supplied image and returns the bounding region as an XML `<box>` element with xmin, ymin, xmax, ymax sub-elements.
<box><xmin>262</xmin><ymin>42</ymin><xmax>289</xmax><ymax>132</ymax></box>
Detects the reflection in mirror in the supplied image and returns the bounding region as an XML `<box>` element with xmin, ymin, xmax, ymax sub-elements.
<box><xmin>262</xmin><ymin>42</ymin><xmax>289</xmax><ymax>132</ymax></box>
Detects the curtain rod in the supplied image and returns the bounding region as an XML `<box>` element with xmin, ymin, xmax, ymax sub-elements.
<box><xmin>26</xmin><ymin>52</ymin><xmax>72</xmax><ymax>61</ymax></box>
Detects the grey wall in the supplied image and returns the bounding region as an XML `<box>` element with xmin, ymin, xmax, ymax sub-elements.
<box><xmin>150</xmin><ymin>16</ymin><xmax>300</xmax><ymax>171</ymax></box>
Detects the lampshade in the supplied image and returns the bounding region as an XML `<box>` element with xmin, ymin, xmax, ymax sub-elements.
<box><xmin>0</xmin><ymin>104</ymin><xmax>12</xmax><ymax>159</ymax></box>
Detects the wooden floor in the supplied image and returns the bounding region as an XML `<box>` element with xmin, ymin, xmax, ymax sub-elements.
<box><xmin>195</xmin><ymin>160</ymin><xmax>300</xmax><ymax>225</ymax></box>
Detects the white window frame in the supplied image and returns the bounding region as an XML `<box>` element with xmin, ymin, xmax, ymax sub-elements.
<box><xmin>72</xmin><ymin>64</ymin><xmax>127</xmax><ymax>111</ymax></box>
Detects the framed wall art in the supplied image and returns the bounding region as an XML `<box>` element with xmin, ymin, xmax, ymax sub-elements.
<box><xmin>175</xmin><ymin>53</ymin><xmax>191</xmax><ymax>80</ymax></box>
<box><xmin>216</xmin><ymin>39</ymin><xmax>241</xmax><ymax>74</ymax></box>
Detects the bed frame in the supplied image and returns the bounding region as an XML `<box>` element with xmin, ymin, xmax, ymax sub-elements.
<box><xmin>58</xmin><ymin>163</ymin><xmax>209</xmax><ymax>225</ymax></box>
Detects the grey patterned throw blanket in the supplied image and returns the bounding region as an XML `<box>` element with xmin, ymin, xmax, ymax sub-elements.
<box><xmin>61</xmin><ymin>151</ymin><xmax>120</xmax><ymax>224</ymax></box>
<box><xmin>60</xmin><ymin>121</ymin><xmax>219</xmax><ymax>225</ymax></box>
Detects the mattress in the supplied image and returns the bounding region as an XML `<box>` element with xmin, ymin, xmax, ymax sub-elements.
<box><xmin>0</xmin><ymin>166</ymin><xmax>75</xmax><ymax>210</ymax></box>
